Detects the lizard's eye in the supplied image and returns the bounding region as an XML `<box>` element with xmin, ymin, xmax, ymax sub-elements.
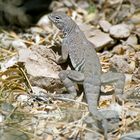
<box><xmin>55</xmin><ymin>16</ymin><xmax>60</xmax><ymax>20</ymax></box>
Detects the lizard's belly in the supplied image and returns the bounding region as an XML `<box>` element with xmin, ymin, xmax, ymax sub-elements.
<box><xmin>69</xmin><ymin>49</ymin><xmax>85</xmax><ymax>71</ymax></box>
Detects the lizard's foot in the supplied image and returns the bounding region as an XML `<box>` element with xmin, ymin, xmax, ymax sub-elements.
<box><xmin>100</xmin><ymin>110</ymin><xmax>120</xmax><ymax>132</ymax></box>
<box><xmin>98</xmin><ymin>110</ymin><xmax>120</xmax><ymax>139</ymax></box>
<box><xmin>84</xmin><ymin>113</ymin><xmax>108</xmax><ymax>140</ymax></box>
<box><xmin>84</xmin><ymin>110</ymin><xmax>120</xmax><ymax>138</ymax></box>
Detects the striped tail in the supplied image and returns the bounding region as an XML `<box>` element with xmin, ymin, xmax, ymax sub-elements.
<box><xmin>83</xmin><ymin>75</ymin><xmax>101</xmax><ymax>119</ymax></box>
<box><xmin>84</xmin><ymin>75</ymin><xmax>108</xmax><ymax>139</ymax></box>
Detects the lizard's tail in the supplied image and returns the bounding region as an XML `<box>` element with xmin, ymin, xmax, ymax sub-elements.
<box><xmin>84</xmin><ymin>76</ymin><xmax>108</xmax><ymax>139</ymax></box>
<box><xmin>83</xmin><ymin>76</ymin><xmax>101</xmax><ymax>118</ymax></box>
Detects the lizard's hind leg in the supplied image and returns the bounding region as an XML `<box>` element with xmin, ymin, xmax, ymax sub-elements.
<box><xmin>58</xmin><ymin>70</ymin><xmax>84</xmax><ymax>99</ymax></box>
<box><xmin>101</xmin><ymin>71</ymin><xmax>125</xmax><ymax>102</ymax></box>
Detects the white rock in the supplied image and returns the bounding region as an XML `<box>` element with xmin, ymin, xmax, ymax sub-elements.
<box><xmin>0</xmin><ymin>114</ymin><xmax>4</xmax><ymax>122</ymax></box>
<box><xmin>125</xmin><ymin>34</ymin><xmax>138</xmax><ymax>46</ymax></box>
<box><xmin>17</xmin><ymin>95</ymin><xmax>29</xmax><ymax>102</ymax></box>
<box><xmin>88</xmin><ymin>29</ymin><xmax>115</xmax><ymax>50</ymax></box>
<box><xmin>109</xmin><ymin>24</ymin><xmax>131</xmax><ymax>39</ymax></box>
<box><xmin>99</xmin><ymin>20</ymin><xmax>112</xmax><ymax>32</ymax></box>
<box><xmin>12</xmin><ymin>39</ymin><xmax>27</xmax><ymax>50</ymax></box>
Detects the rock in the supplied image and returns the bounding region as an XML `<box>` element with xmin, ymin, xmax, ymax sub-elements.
<box><xmin>18</xmin><ymin>45</ymin><xmax>64</xmax><ymax>92</ymax></box>
<box><xmin>110</xmin><ymin>55</ymin><xmax>135</xmax><ymax>73</ymax></box>
<box><xmin>79</xmin><ymin>24</ymin><xmax>115</xmax><ymax>50</ymax></box>
<box><xmin>120</xmin><ymin>131</ymin><xmax>140</xmax><ymax>140</ymax></box>
<box><xmin>112</xmin><ymin>44</ymin><xmax>125</xmax><ymax>55</ymax></box>
<box><xmin>109</xmin><ymin>24</ymin><xmax>132</xmax><ymax>39</ymax></box>
<box><xmin>12</xmin><ymin>39</ymin><xmax>27</xmax><ymax>50</ymax></box>
<box><xmin>30</xmin><ymin>77</ymin><xmax>63</xmax><ymax>93</ymax></box>
<box><xmin>124</xmin><ymin>74</ymin><xmax>133</xmax><ymax>85</ymax></box>
<box><xmin>37</xmin><ymin>15</ymin><xmax>51</xmax><ymax>31</ymax></box>
<box><xmin>0</xmin><ymin>56</ymin><xmax>18</xmax><ymax>72</ymax></box>
<box><xmin>17</xmin><ymin>94</ymin><xmax>29</xmax><ymax>102</ymax></box>
<box><xmin>18</xmin><ymin>46</ymin><xmax>60</xmax><ymax>78</ymax></box>
<box><xmin>0</xmin><ymin>33</ymin><xmax>12</xmax><ymax>48</ymax></box>
<box><xmin>125</xmin><ymin>34</ymin><xmax>138</xmax><ymax>46</ymax></box>
<box><xmin>88</xmin><ymin>29</ymin><xmax>115</xmax><ymax>50</ymax></box>
<box><xmin>99</xmin><ymin>20</ymin><xmax>112</xmax><ymax>33</ymax></box>
<box><xmin>63</xmin><ymin>0</ymin><xmax>73</xmax><ymax>7</ymax></box>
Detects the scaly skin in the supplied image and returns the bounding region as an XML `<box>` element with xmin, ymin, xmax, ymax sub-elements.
<box><xmin>49</xmin><ymin>11</ymin><xmax>102</xmax><ymax>118</ymax></box>
<box><xmin>48</xmin><ymin>11</ymin><xmax>125</xmax><ymax>138</ymax></box>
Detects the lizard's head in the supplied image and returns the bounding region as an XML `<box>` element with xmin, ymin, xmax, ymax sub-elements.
<box><xmin>48</xmin><ymin>11</ymin><xmax>73</xmax><ymax>32</ymax></box>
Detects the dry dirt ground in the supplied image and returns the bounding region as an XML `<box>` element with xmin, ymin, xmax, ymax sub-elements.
<box><xmin>0</xmin><ymin>0</ymin><xmax>140</xmax><ymax>140</ymax></box>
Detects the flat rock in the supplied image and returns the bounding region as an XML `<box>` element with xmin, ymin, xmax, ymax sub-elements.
<box><xmin>12</xmin><ymin>39</ymin><xmax>27</xmax><ymax>50</ymax></box>
<box><xmin>125</xmin><ymin>34</ymin><xmax>138</xmax><ymax>46</ymax></box>
<box><xmin>88</xmin><ymin>29</ymin><xmax>115</xmax><ymax>50</ymax></box>
<box><xmin>109</xmin><ymin>24</ymin><xmax>132</xmax><ymax>39</ymax></box>
<box><xmin>79</xmin><ymin>24</ymin><xmax>115</xmax><ymax>50</ymax></box>
<box><xmin>99</xmin><ymin>20</ymin><xmax>112</xmax><ymax>33</ymax></box>
<box><xmin>18</xmin><ymin>46</ymin><xmax>60</xmax><ymax>79</ymax></box>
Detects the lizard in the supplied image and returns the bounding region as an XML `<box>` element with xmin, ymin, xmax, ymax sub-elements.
<box><xmin>48</xmin><ymin>11</ymin><xmax>125</xmax><ymax>138</ymax></box>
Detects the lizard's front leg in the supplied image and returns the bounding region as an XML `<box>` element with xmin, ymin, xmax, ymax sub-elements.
<box><xmin>58</xmin><ymin>70</ymin><xmax>84</xmax><ymax>99</ymax></box>
<box><xmin>101</xmin><ymin>71</ymin><xmax>125</xmax><ymax>102</ymax></box>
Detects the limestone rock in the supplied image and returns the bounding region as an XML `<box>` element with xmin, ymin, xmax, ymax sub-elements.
<box><xmin>99</xmin><ymin>20</ymin><xmax>112</xmax><ymax>33</ymax></box>
<box><xmin>109</xmin><ymin>24</ymin><xmax>132</xmax><ymax>39</ymax></box>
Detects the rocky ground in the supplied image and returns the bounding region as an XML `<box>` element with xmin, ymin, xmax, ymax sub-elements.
<box><xmin>0</xmin><ymin>0</ymin><xmax>140</xmax><ymax>140</ymax></box>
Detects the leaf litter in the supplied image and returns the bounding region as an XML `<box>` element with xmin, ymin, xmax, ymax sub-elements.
<box><xmin>0</xmin><ymin>0</ymin><xmax>140</xmax><ymax>140</ymax></box>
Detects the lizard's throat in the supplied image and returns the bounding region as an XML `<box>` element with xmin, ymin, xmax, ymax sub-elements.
<box><xmin>63</xmin><ymin>23</ymin><xmax>76</xmax><ymax>37</ymax></box>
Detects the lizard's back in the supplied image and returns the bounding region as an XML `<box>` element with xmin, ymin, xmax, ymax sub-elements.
<box><xmin>64</xmin><ymin>25</ymin><xmax>102</xmax><ymax>76</ymax></box>
<box><xmin>48</xmin><ymin>11</ymin><xmax>102</xmax><ymax>116</ymax></box>
<box><xmin>63</xmin><ymin>21</ymin><xmax>102</xmax><ymax>119</ymax></box>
